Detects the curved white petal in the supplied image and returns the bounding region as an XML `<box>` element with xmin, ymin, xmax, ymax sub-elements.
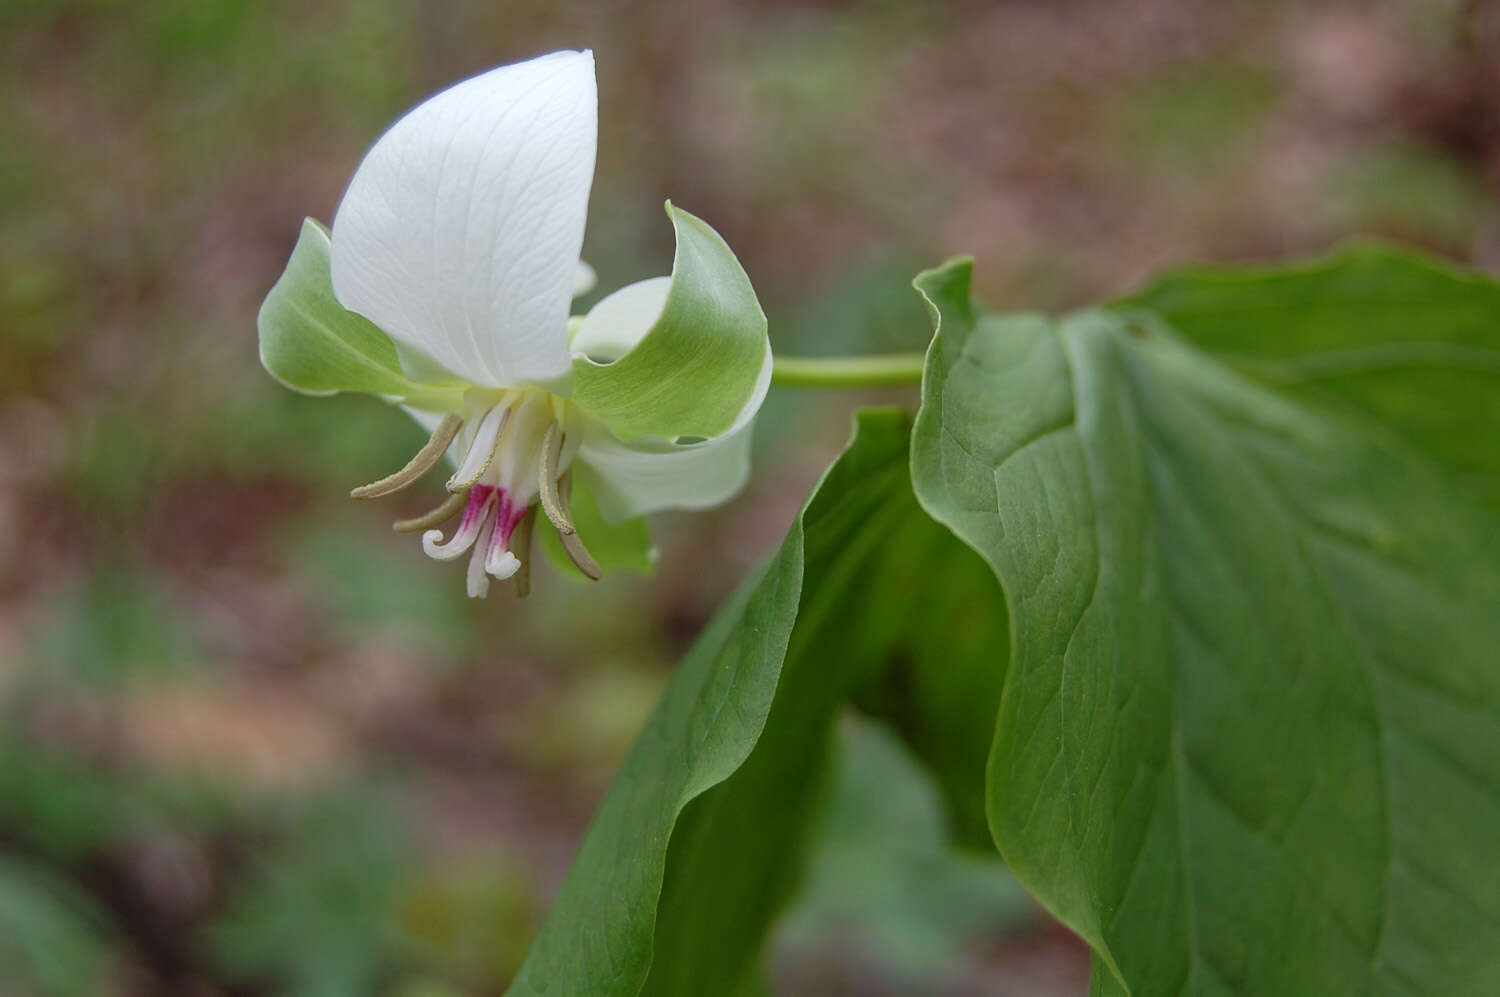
<box><xmin>568</xmin><ymin>276</ymin><xmax>670</xmax><ymax>362</ymax></box>
<box><xmin>331</xmin><ymin>50</ymin><xmax>597</xmax><ymax>388</ymax></box>
<box><xmin>576</xmin><ymin>416</ymin><xmax>756</xmax><ymax>522</ymax></box>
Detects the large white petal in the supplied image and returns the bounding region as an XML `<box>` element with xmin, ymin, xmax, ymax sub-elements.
<box><xmin>331</xmin><ymin>50</ymin><xmax>597</xmax><ymax>389</ymax></box>
<box><xmin>576</xmin><ymin>416</ymin><xmax>757</xmax><ymax>522</ymax></box>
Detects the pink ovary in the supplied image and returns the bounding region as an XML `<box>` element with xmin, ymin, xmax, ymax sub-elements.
<box><xmin>459</xmin><ymin>484</ymin><xmax>498</xmax><ymax>530</ymax></box>
<box><xmin>491</xmin><ymin>491</ymin><xmax>531</xmax><ymax>551</ymax></box>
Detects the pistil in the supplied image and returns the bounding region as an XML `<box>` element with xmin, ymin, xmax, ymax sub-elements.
<box><xmin>483</xmin><ymin>492</ymin><xmax>531</xmax><ymax>580</ymax></box>
<box><xmin>352</xmin><ymin>394</ymin><xmax>607</xmax><ymax>596</ymax></box>
<box><xmin>422</xmin><ymin>485</ymin><xmax>497</xmax><ymax>560</ymax></box>
<box><xmin>448</xmin><ymin>403</ymin><xmax>511</xmax><ymax>490</ymax></box>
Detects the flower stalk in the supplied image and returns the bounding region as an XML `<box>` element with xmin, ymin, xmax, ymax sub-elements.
<box><xmin>770</xmin><ymin>354</ymin><xmax>925</xmax><ymax>388</ymax></box>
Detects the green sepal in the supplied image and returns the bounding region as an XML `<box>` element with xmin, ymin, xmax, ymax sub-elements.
<box><xmin>537</xmin><ymin>470</ymin><xmax>656</xmax><ymax>580</ymax></box>
<box><xmin>257</xmin><ymin>218</ymin><xmax>466</xmax><ymax>411</ymax></box>
<box><xmin>569</xmin><ymin>203</ymin><xmax>768</xmax><ymax>441</ymax></box>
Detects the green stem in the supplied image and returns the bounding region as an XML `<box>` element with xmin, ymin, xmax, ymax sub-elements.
<box><xmin>771</xmin><ymin>353</ymin><xmax>925</xmax><ymax>388</ymax></box>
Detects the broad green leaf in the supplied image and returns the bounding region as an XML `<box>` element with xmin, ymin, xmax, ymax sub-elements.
<box><xmin>1113</xmin><ymin>242</ymin><xmax>1500</xmax><ymax>511</ymax></box>
<box><xmin>507</xmin><ymin>409</ymin><xmax>1006</xmax><ymax>996</ymax></box>
<box><xmin>775</xmin><ymin>718</ymin><xmax>1030</xmax><ymax>980</ymax></box>
<box><xmin>913</xmin><ymin>259</ymin><xmax>1500</xmax><ymax>994</ymax></box>
<box><xmin>845</xmin><ymin>472</ymin><xmax>1012</xmax><ymax>850</ymax></box>
<box><xmin>569</xmin><ymin>204</ymin><xmax>769</xmax><ymax>442</ymax></box>
<box><xmin>257</xmin><ymin>218</ymin><xmax>465</xmax><ymax>411</ymax></box>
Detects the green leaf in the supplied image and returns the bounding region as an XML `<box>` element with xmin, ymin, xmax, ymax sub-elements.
<box><xmin>537</xmin><ymin>472</ymin><xmax>656</xmax><ymax>580</ymax></box>
<box><xmin>507</xmin><ymin>409</ymin><xmax>1006</xmax><ymax>995</ymax></box>
<box><xmin>257</xmin><ymin>218</ymin><xmax>465</xmax><ymax>411</ymax></box>
<box><xmin>1112</xmin><ymin>242</ymin><xmax>1500</xmax><ymax>511</ymax></box>
<box><xmin>913</xmin><ymin>259</ymin><xmax>1500</xmax><ymax>994</ymax></box>
<box><xmin>844</xmin><ymin>466</ymin><xmax>1012</xmax><ymax>850</ymax></box>
<box><xmin>570</xmin><ymin>204</ymin><xmax>769</xmax><ymax>441</ymax></box>
<box><xmin>776</xmin><ymin>718</ymin><xmax>1030</xmax><ymax>979</ymax></box>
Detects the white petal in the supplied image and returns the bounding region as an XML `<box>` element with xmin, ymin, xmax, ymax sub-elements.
<box><xmin>331</xmin><ymin>50</ymin><xmax>597</xmax><ymax>388</ymax></box>
<box><xmin>573</xmin><ymin>261</ymin><xmax>598</xmax><ymax>298</ymax></box>
<box><xmin>393</xmin><ymin>341</ymin><xmax>460</xmax><ymax>384</ymax></box>
<box><xmin>576</xmin><ymin>416</ymin><xmax>756</xmax><ymax>522</ymax></box>
<box><xmin>568</xmin><ymin>276</ymin><xmax>670</xmax><ymax>362</ymax></box>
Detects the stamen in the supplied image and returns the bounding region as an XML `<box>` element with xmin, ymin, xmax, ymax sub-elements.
<box><xmin>510</xmin><ymin>507</ymin><xmax>538</xmax><ymax>598</ymax></box>
<box><xmin>421</xmin><ymin>485</ymin><xmax>496</xmax><ymax>560</ymax></box>
<box><xmin>537</xmin><ymin>421</ymin><xmax>574</xmax><ymax>534</ymax></box>
<box><xmin>392</xmin><ymin>489</ymin><xmax>468</xmax><ymax>533</ymax></box>
<box><xmin>466</xmin><ymin>509</ymin><xmax>497</xmax><ymax>599</ymax></box>
<box><xmin>447</xmin><ymin>404</ymin><xmax>511</xmax><ymax>491</ymax></box>
<box><xmin>350</xmin><ymin>413</ymin><xmax>463</xmax><ymax>499</ymax></box>
<box><xmin>555</xmin><ymin>472</ymin><xmax>601</xmax><ymax>581</ymax></box>
<box><xmin>558</xmin><ymin>529</ymin><xmax>601</xmax><ymax>581</ymax></box>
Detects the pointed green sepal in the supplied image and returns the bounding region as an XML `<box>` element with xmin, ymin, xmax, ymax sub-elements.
<box><xmin>257</xmin><ymin>218</ymin><xmax>466</xmax><ymax>411</ymax></box>
<box><xmin>569</xmin><ymin>204</ymin><xmax>769</xmax><ymax>441</ymax></box>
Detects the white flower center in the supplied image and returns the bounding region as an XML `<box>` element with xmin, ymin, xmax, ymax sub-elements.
<box><xmin>419</xmin><ymin>389</ymin><xmax>581</xmax><ymax>597</ymax></box>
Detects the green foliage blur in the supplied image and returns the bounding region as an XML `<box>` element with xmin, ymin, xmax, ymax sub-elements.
<box><xmin>0</xmin><ymin>0</ymin><xmax>1495</xmax><ymax>993</ymax></box>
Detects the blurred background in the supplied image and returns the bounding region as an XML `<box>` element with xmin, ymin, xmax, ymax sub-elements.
<box><xmin>1</xmin><ymin>0</ymin><xmax>1497</xmax><ymax>993</ymax></box>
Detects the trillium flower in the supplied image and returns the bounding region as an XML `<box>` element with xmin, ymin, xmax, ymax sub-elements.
<box><xmin>258</xmin><ymin>50</ymin><xmax>771</xmax><ymax>597</ymax></box>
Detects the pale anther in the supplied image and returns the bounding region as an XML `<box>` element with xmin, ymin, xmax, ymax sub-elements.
<box><xmin>537</xmin><ymin>420</ymin><xmax>574</xmax><ymax>535</ymax></box>
<box><xmin>392</xmin><ymin>488</ymin><xmax>468</xmax><ymax>534</ymax></box>
<box><xmin>350</xmin><ymin>413</ymin><xmax>463</xmax><ymax>499</ymax></box>
<box><xmin>555</xmin><ymin>471</ymin><xmax>602</xmax><ymax>581</ymax></box>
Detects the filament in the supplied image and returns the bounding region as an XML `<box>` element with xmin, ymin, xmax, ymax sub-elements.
<box><xmin>392</xmin><ymin>489</ymin><xmax>468</xmax><ymax>533</ymax></box>
<box><xmin>554</xmin><ymin>472</ymin><xmax>601</xmax><ymax>581</ymax></box>
<box><xmin>509</xmin><ymin>507</ymin><xmax>538</xmax><ymax>598</ymax></box>
<box><xmin>350</xmin><ymin>413</ymin><xmax>463</xmax><ymax>499</ymax></box>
